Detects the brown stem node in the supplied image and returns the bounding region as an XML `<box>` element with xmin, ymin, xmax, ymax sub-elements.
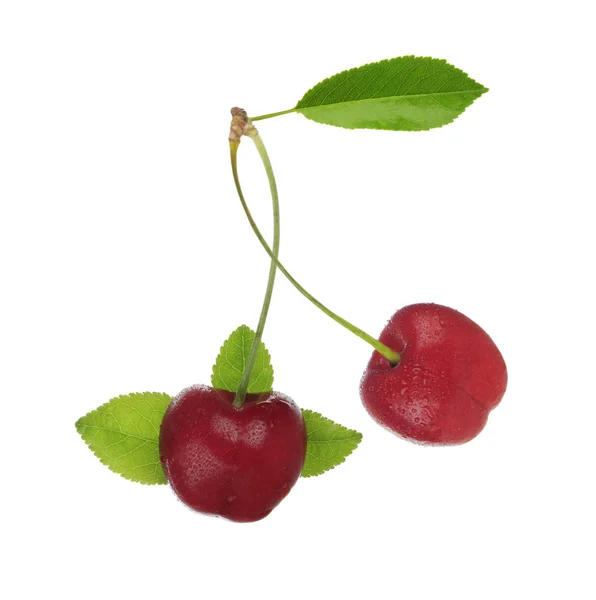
<box><xmin>229</xmin><ymin>107</ymin><xmax>248</xmax><ymax>143</ymax></box>
<box><xmin>229</xmin><ymin>107</ymin><xmax>258</xmax><ymax>142</ymax></box>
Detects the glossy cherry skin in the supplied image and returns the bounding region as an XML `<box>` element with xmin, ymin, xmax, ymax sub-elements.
<box><xmin>159</xmin><ymin>385</ymin><xmax>306</xmax><ymax>522</ymax></box>
<box><xmin>360</xmin><ymin>303</ymin><xmax>507</xmax><ymax>445</ymax></box>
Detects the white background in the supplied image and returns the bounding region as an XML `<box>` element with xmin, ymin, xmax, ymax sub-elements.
<box><xmin>1</xmin><ymin>1</ymin><xmax>594</xmax><ymax>599</ymax></box>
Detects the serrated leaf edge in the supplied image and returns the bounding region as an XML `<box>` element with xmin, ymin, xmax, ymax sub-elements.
<box><xmin>301</xmin><ymin>409</ymin><xmax>363</xmax><ymax>478</ymax></box>
<box><xmin>295</xmin><ymin>55</ymin><xmax>488</xmax><ymax>132</ymax></box>
<box><xmin>211</xmin><ymin>324</ymin><xmax>274</xmax><ymax>393</ymax></box>
<box><xmin>75</xmin><ymin>392</ymin><xmax>172</xmax><ymax>486</ymax></box>
<box><xmin>297</xmin><ymin>55</ymin><xmax>488</xmax><ymax>106</ymax></box>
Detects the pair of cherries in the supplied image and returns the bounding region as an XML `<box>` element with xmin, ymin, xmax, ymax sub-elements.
<box><xmin>160</xmin><ymin>302</ymin><xmax>507</xmax><ymax>522</ymax></box>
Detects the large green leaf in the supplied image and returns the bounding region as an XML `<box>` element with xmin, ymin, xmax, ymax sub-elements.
<box><xmin>256</xmin><ymin>56</ymin><xmax>487</xmax><ymax>131</ymax></box>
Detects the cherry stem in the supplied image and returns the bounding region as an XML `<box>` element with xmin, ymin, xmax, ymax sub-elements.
<box><xmin>229</xmin><ymin>132</ymin><xmax>401</xmax><ymax>366</ymax></box>
<box><xmin>251</xmin><ymin>108</ymin><xmax>295</xmax><ymax>122</ymax></box>
<box><xmin>231</xmin><ymin>128</ymin><xmax>281</xmax><ymax>408</ymax></box>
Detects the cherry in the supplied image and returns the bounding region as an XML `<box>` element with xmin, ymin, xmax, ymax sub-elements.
<box><xmin>159</xmin><ymin>385</ymin><xmax>306</xmax><ymax>522</ymax></box>
<box><xmin>360</xmin><ymin>303</ymin><xmax>507</xmax><ymax>445</ymax></box>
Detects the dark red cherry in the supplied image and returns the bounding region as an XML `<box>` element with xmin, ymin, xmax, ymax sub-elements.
<box><xmin>159</xmin><ymin>385</ymin><xmax>306</xmax><ymax>522</ymax></box>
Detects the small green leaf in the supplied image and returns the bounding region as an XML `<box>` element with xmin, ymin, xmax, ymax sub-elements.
<box><xmin>75</xmin><ymin>392</ymin><xmax>172</xmax><ymax>485</ymax></box>
<box><xmin>211</xmin><ymin>325</ymin><xmax>274</xmax><ymax>393</ymax></box>
<box><xmin>294</xmin><ymin>56</ymin><xmax>487</xmax><ymax>131</ymax></box>
<box><xmin>301</xmin><ymin>409</ymin><xmax>363</xmax><ymax>477</ymax></box>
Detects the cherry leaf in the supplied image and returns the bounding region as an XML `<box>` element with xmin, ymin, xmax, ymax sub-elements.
<box><xmin>75</xmin><ymin>392</ymin><xmax>172</xmax><ymax>485</ymax></box>
<box><xmin>301</xmin><ymin>409</ymin><xmax>363</xmax><ymax>477</ymax></box>
<box><xmin>211</xmin><ymin>325</ymin><xmax>274</xmax><ymax>393</ymax></box>
<box><xmin>259</xmin><ymin>56</ymin><xmax>487</xmax><ymax>131</ymax></box>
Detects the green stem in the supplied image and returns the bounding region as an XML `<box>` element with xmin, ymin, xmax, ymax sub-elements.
<box><xmin>229</xmin><ymin>143</ymin><xmax>400</xmax><ymax>366</ymax></box>
<box><xmin>251</xmin><ymin>108</ymin><xmax>295</xmax><ymax>122</ymax></box>
<box><xmin>231</xmin><ymin>134</ymin><xmax>281</xmax><ymax>408</ymax></box>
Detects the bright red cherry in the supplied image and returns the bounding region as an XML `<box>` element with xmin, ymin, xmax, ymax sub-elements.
<box><xmin>360</xmin><ymin>303</ymin><xmax>507</xmax><ymax>445</ymax></box>
<box><xmin>159</xmin><ymin>385</ymin><xmax>306</xmax><ymax>522</ymax></box>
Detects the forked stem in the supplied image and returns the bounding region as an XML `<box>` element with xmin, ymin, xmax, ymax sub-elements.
<box><xmin>229</xmin><ymin>123</ymin><xmax>400</xmax><ymax>366</ymax></box>
<box><xmin>230</xmin><ymin>112</ymin><xmax>281</xmax><ymax>408</ymax></box>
